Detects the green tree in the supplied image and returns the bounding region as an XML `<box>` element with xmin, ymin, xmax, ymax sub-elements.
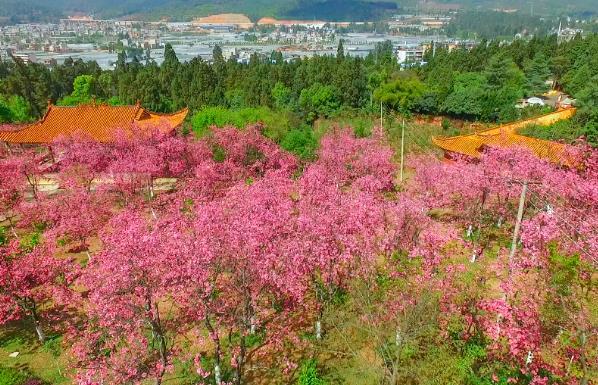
<box><xmin>525</xmin><ymin>53</ymin><xmax>551</xmax><ymax>95</ymax></box>
<box><xmin>162</xmin><ymin>43</ymin><xmax>179</xmax><ymax>70</ymax></box>
<box><xmin>280</xmin><ymin>128</ymin><xmax>318</xmax><ymax>160</ymax></box>
<box><xmin>225</xmin><ymin>89</ymin><xmax>246</xmax><ymax>109</ymax></box>
<box><xmin>72</xmin><ymin>75</ymin><xmax>95</xmax><ymax>99</ymax></box>
<box><xmin>483</xmin><ymin>54</ymin><xmax>525</xmax><ymax>121</ymax></box>
<box><xmin>575</xmin><ymin>75</ymin><xmax>598</xmax><ymax>145</ymax></box>
<box><xmin>213</xmin><ymin>45</ymin><xmax>225</xmax><ymax>65</ymax></box>
<box><xmin>564</xmin><ymin>63</ymin><xmax>592</xmax><ymax>96</ymax></box>
<box><xmin>373</xmin><ymin>74</ymin><xmax>425</xmax><ymax>112</ymax></box>
<box><xmin>367</xmin><ymin>40</ymin><xmax>395</xmax><ymax>68</ymax></box>
<box><xmin>549</xmin><ymin>55</ymin><xmax>569</xmax><ymax>89</ymax></box>
<box><xmin>272</xmin><ymin>82</ymin><xmax>293</xmax><ymax>110</ymax></box>
<box><xmin>0</xmin><ymin>98</ymin><xmax>12</xmax><ymax>123</ymax></box>
<box><xmin>297</xmin><ymin>359</ymin><xmax>327</xmax><ymax>385</ymax></box>
<box><xmin>98</xmin><ymin>72</ymin><xmax>114</xmax><ymax>99</ymax></box>
<box><xmin>115</xmin><ymin>50</ymin><xmax>127</xmax><ymax>72</ymax></box>
<box><xmin>6</xmin><ymin>95</ymin><xmax>30</xmax><ymax>122</ymax></box>
<box><xmin>299</xmin><ymin>83</ymin><xmax>340</xmax><ymax>122</ymax></box>
<box><xmin>484</xmin><ymin>53</ymin><xmax>525</xmax><ymax>91</ymax></box>
<box><xmin>337</xmin><ymin>39</ymin><xmax>345</xmax><ymax>61</ymax></box>
<box><xmin>57</xmin><ymin>74</ymin><xmax>95</xmax><ymax>106</ymax></box>
<box><xmin>442</xmin><ymin>72</ymin><xmax>487</xmax><ymax>118</ymax></box>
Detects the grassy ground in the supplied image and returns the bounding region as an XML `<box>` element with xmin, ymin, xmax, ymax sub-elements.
<box><xmin>0</xmin><ymin>320</ymin><xmax>69</xmax><ymax>385</ymax></box>
<box><xmin>316</xmin><ymin>112</ymin><xmax>473</xmax><ymax>155</ymax></box>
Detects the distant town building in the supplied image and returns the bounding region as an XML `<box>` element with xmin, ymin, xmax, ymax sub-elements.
<box><xmin>0</xmin><ymin>48</ymin><xmax>14</xmax><ymax>61</ymax></box>
<box><xmin>257</xmin><ymin>17</ymin><xmax>327</xmax><ymax>29</ymax></box>
<box><xmin>396</xmin><ymin>46</ymin><xmax>425</xmax><ymax>65</ymax></box>
<box><xmin>11</xmin><ymin>52</ymin><xmax>37</xmax><ymax>64</ymax></box>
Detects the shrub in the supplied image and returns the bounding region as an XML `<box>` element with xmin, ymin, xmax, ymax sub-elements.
<box><xmin>20</xmin><ymin>230</ymin><xmax>41</xmax><ymax>252</ymax></box>
<box><xmin>441</xmin><ymin>118</ymin><xmax>452</xmax><ymax>131</ymax></box>
<box><xmin>0</xmin><ymin>96</ymin><xmax>31</xmax><ymax>123</ymax></box>
<box><xmin>280</xmin><ymin>128</ymin><xmax>318</xmax><ymax>160</ymax></box>
<box><xmin>191</xmin><ymin>106</ymin><xmax>292</xmax><ymax>141</ymax></box>
<box><xmin>297</xmin><ymin>359</ymin><xmax>326</xmax><ymax>385</ymax></box>
<box><xmin>0</xmin><ymin>367</ymin><xmax>28</xmax><ymax>385</ymax></box>
<box><xmin>520</xmin><ymin>119</ymin><xmax>597</xmax><ymax>147</ymax></box>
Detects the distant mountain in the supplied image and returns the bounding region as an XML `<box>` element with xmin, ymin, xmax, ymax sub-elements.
<box><xmin>425</xmin><ymin>0</ymin><xmax>597</xmax><ymax>15</ymax></box>
<box><xmin>0</xmin><ymin>0</ymin><xmax>62</xmax><ymax>24</ymax></box>
<box><xmin>0</xmin><ymin>0</ymin><xmax>400</xmax><ymax>22</ymax></box>
<box><xmin>0</xmin><ymin>0</ymin><xmax>595</xmax><ymax>24</ymax></box>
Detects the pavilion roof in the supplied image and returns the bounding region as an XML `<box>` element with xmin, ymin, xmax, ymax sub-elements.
<box><xmin>0</xmin><ymin>102</ymin><xmax>189</xmax><ymax>144</ymax></box>
<box><xmin>432</xmin><ymin>128</ymin><xmax>575</xmax><ymax>166</ymax></box>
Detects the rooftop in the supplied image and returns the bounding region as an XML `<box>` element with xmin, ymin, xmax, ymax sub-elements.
<box><xmin>432</xmin><ymin>129</ymin><xmax>575</xmax><ymax>166</ymax></box>
<box><xmin>0</xmin><ymin>102</ymin><xmax>188</xmax><ymax>144</ymax></box>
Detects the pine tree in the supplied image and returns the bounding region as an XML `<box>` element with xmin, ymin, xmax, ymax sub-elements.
<box><xmin>336</xmin><ymin>39</ymin><xmax>345</xmax><ymax>61</ymax></box>
<box><xmin>525</xmin><ymin>53</ymin><xmax>551</xmax><ymax>95</ymax></box>
<box><xmin>162</xmin><ymin>43</ymin><xmax>179</xmax><ymax>70</ymax></box>
<box><xmin>213</xmin><ymin>45</ymin><xmax>224</xmax><ymax>65</ymax></box>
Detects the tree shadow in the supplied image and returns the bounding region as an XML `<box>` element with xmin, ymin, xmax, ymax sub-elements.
<box><xmin>0</xmin><ymin>319</ymin><xmax>39</xmax><ymax>350</ymax></box>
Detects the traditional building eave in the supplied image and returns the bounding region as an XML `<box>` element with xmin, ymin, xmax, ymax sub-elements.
<box><xmin>432</xmin><ymin>129</ymin><xmax>575</xmax><ymax>167</ymax></box>
<box><xmin>0</xmin><ymin>103</ymin><xmax>189</xmax><ymax>145</ymax></box>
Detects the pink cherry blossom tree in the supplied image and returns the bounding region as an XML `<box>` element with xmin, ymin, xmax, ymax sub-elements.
<box><xmin>0</xmin><ymin>240</ymin><xmax>72</xmax><ymax>342</ymax></box>
<box><xmin>40</xmin><ymin>186</ymin><xmax>112</xmax><ymax>253</ymax></box>
<box><xmin>72</xmin><ymin>211</ymin><xmax>182</xmax><ymax>385</ymax></box>
<box><xmin>407</xmin><ymin>145</ymin><xmax>598</xmax><ymax>384</ymax></box>
<box><xmin>173</xmin><ymin>173</ymin><xmax>308</xmax><ymax>385</ymax></box>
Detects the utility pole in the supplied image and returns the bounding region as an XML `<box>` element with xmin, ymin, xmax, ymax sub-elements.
<box><xmin>400</xmin><ymin>118</ymin><xmax>405</xmax><ymax>182</ymax></box>
<box><xmin>509</xmin><ymin>181</ymin><xmax>528</xmax><ymax>266</ymax></box>
<box><xmin>380</xmin><ymin>101</ymin><xmax>383</xmax><ymax>128</ymax></box>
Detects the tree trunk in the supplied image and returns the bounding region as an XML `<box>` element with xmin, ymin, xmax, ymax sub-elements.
<box><xmin>26</xmin><ymin>174</ymin><xmax>38</xmax><ymax>201</ymax></box>
<box><xmin>580</xmin><ymin>330</ymin><xmax>588</xmax><ymax>385</ymax></box>
<box><xmin>214</xmin><ymin>364</ymin><xmax>222</xmax><ymax>385</ymax></box>
<box><xmin>395</xmin><ymin>327</ymin><xmax>401</xmax><ymax>346</ymax></box>
<box><xmin>31</xmin><ymin>308</ymin><xmax>45</xmax><ymax>343</ymax></box>
<box><xmin>34</xmin><ymin>321</ymin><xmax>46</xmax><ymax>343</ymax></box>
<box><xmin>315</xmin><ymin>320</ymin><xmax>322</xmax><ymax>340</ymax></box>
<box><xmin>234</xmin><ymin>332</ymin><xmax>246</xmax><ymax>385</ymax></box>
<box><xmin>149</xmin><ymin>178</ymin><xmax>155</xmax><ymax>199</ymax></box>
<box><xmin>146</xmin><ymin>300</ymin><xmax>167</xmax><ymax>385</ymax></box>
<box><xmin>7</xmin><ymin>217</ymin><xmax>19</xmax><ymax>240</ymax></box>
<box><xmin>205</xmin><ymin>314</ymin><xmax>222</xmax><ymax>385</ymax></box>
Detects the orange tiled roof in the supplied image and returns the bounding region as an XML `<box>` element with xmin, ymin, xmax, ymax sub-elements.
<box><xmin>432</xmin><ymin>129</ymin><xmax>575</xmax><ymax>166</ymax></box>
<box><xmin>0</xmin><ymin>103</ymin><xmax>189</xmax><ymax>144</ymax></box>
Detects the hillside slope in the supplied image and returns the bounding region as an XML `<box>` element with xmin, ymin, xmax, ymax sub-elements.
<box><xmin>0</xmin><ymin>0</ymin><xmax>399</xmax><ymax>22</ymax></box>
<box><xmin>0</xmin><ymin>0</ymin><xmax>595</xmax><ymax>24</ymax></box>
